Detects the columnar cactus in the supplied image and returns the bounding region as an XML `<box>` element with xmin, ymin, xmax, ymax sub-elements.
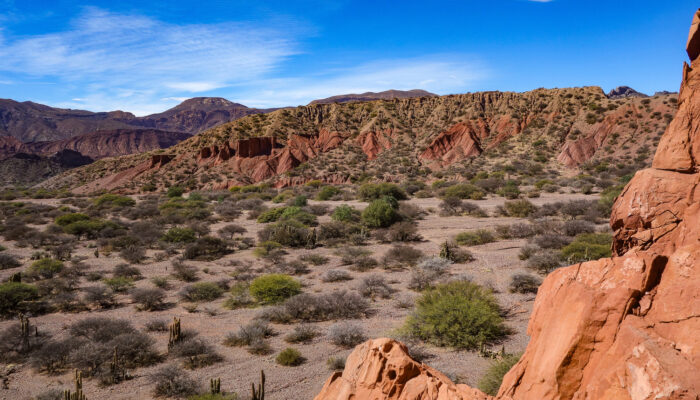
<box><xmin>63</xmin><ymin>370</ymin><xmax>87</xmax><ymax>400</ymax></box>
<box><xmin>168</xmin><ymin>317</ymin><xmax>182</xmax><ymax>349</ymax></box>
<box><xmin>210</xmin><ymin>377</ymin><xmax>221</xmax><ymax>394</ymax></box>
<box><xmin>251</xmin><ymin>370</ymin><xmax>265</xmax><ymax>400</ymax></box>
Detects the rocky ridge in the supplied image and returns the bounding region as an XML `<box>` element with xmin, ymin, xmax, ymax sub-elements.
<box><xmin>312</xmin><ymin>10</ymin><xmax>700</xmax><ymax>400</ymax></box>
<box><xmin>309</xmin><ymin>89</ymin><xmax>437</xmax><ymax>105</ymax></box>
<box><xmin>45</xmin><ymin>85</ymin><xmax>676</xmax><ymax>193</ymax></box>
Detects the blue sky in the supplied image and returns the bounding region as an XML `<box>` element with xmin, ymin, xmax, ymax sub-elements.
<box><xmin>0</xmin><ymin>1</ymin><xmax>697</xmax><ymax>115</ymax></box>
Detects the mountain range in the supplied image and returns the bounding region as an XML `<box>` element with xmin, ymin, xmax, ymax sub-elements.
<box><xmin>40</xmin><ymin>85</ymin><xmax>678</xmax><ymax>194</ymax></box>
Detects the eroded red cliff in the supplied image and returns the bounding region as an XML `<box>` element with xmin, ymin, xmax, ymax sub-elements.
<box><xmin>314</xmin><ymin>10</ymin><xmax>700</xmax><ymax>400</ymax></box>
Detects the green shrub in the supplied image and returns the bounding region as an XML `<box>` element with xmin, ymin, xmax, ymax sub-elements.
<box><xmin>477</xmin><ymin>354</ymin><xmax>521</xmax><ymax>395</ymax></box>
<box><xmin>403</xmin><ymin>281</ymin><xmax>509</xmax><ymax>349</ymax></box>
<box><xmin>291</xmin><ymin>195</ymin><xmax>308</xmax><ymax>207</ymax></box>
<box><xmin>503</xmin><ymin>199</ymin><xmax>536</xmax><ymax>217</ymax></box>
<box><xmin>257</xmin><ymin>207</ymin><xmax>288</xmax><ymax>223</ymax></box>
<box><xmin>0</xmin><ymin>282</ymin><xmax>38</xmax><ymax>316</ymax></box>
<box><xmin>28</xmin><ymin>258</ymin><xmax>64</xmax><ymax>279</ymax></box>
<box><xmin>62</xmin><ymin>219</ymin><xmax>121</xmax><ymax>238</ymax></box>
<box><xmin>249</xmin><ymin>274</ymin><xmax>301</xmax><ymax>304</ymax></box>
<box><xmin>455</xmin><ymin>230</ymin><xmax>496</xmax><ymax>246</ymax></box>
<box><xmin>161</xmin><ymin>227</ymin><xmax>197</xmax><ymax>243</ymax></box>
<box><xmin>257</xmin><ymin>206</ymin><xmax>316</xmax><ymax>225</ymax></box>
<box><xmin>317</xmin><ymin>186</ymin><xmax>340</xmax><ymax>200</ymax></box>
<box><xmin>102</xmin><ymin>277</ymin><xmax>134</xmax><ymax>292</ymax></box>
<box><xmin>183</xmin><ymin>237</ymin><xmax>230</xmax><ymax>260</ymax></box>
<box><xmin>498</xmin><ymin>182</ymin><xmax>520</xmax><ymax>199</ymax></box>
<box><xmin>561</xmin><ymin>233</ymin><xmax>612</xmax><ymax>263</ymax></box>
<box><xmin>443</xmin><ymin>184</ymin><xmax>484</xmax><ymax>200</ymax></box>
<box><xmin>181</xmin><ymin>282</ymin><xmax>225</xmax><ymax>302</ymax></box>
<box><xmin>362</xmin><ymin>199</ymin><xmax>397</xmax><ymax>228</ymax></box>
<box><xmin>54</xmin><ymin>213</ymin><xmax>90</xmax><ymax>226</ymax></box>
<box><xmin>276</xmin><ymin>347</ymin><xmax>303</xmax><ymax>366</ymax></box>
<box><xmin>0</xmin><ymin>254</ymin><xmax>21</xmax><ymax>270</ymax></box>
<box><xmin>93</xmin><ymin>194</ymin><xmax>135</xmax><ymax>208</ymax></box>
<box><xmin>167</xmin><ymin>186</ymin><xmax>185</xmax><ymax>198</ymax></box>
<box><xmin>357</xmin><ymin>183</ymin><xmax>407</xmax><ymax>201</ymax></box>
<box><xmin>331</xmin><ymin>205</ymin><xmax>360</xmax><ymax>222</ymax></box>
<box><xmin>257</xmin><ymin>220</ymin><xmax>313</xmax><ymax>247</ymax></box>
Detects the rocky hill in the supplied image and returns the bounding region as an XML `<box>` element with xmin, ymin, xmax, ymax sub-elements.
<box><xmin>0</xmin><ymin>150</ymin><xmax>93</xmax><ymax>187</ymax></box>
<box><xmin>0</xmin><ymin>97</ymin><xmax>270</xmax><ymax>143</ymax></box>
<box><xmin>45</xmin><ymin>83</ymin><xmax>677</xmax><ymax>194</ymax></box>
<box><xmin>21</xmin><ymin>129</ymin><xmax>192</xmax><ymax>160</ymax></box>
<box><xmin>309</xmin><ymin>89</ymin><xmax>437</xmax><ymax>105</ymax></box>
<box><xmin>606</xmin><ymin>85</ymin><xmax>648</xmax><ymax>99</ymax></box>
<box><xmin>313</xmin><ymin>9</ymin><xmax>700</xmax><ymax>400</ymax></box>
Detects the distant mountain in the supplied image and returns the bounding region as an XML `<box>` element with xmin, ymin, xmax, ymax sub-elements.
<box><xmin>0</xmin><ymin>97</ymin><xmax>272</xmax><ymax>143</ymax></box>
<box><xmin>309</xmin><ymin>89</ymin><xmax>436</xmax><ymax>105</ymax></box>
<box><xmin>606</xmin><ymin>86</ymin><xmax>648</xmax><ymax>99</ymax></box>
<box><xmin>127</xmin><ymin>97</ymin><xmax>268</xmax><ymax>134</ymax></box>
<box><xmin>24</xmin><ymin>129</ymin><xmax>192</xmax><ymax>160</ymax></box>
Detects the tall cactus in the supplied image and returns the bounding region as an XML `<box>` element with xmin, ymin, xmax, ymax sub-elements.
<box><xmin>251</xmin><ymin>370</ymin><xmax>265</xmax><ymax>400</ymax></box>
<box><xmin>210</xmin><ymin>377</ymin><xmax>221</xmax><ymax>394</ymax></box>
<box><xmin>108</xmin><ymin>347</ymin><xmax>127</xmax><ymax>384</ymax></box>
<box><xmin>168</xmin><ymin>317</ymin><xmax>182</xmax><ymax>349</ymax></box>
<box><xmin>63</xmin><ymin>370</ymin><xmax>87</xmax><ymax>400</ymax></box>
<box><xmin>439</xmin><ymin>240</ymin><xmax>452</xmax><ymax>261</ymax></box>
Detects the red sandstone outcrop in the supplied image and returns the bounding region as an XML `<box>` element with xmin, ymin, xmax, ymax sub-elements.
<box><xmin>358</xmin><ymin>130</ymin><xmax>394</xmax><ymax>160</ymax></box>
<box><xmin>196</xmin><ymin>130</ymin><xmax>347</xmax><ymax>185</ymax></box>
<box><xmin>315</xmin><ymin>339</ymin><xmax>491</xmax><ymax>400</ymax></box>
<box><xmin>420</xmin><ymin>122</ymin><xmax>484</xmax><ymax>166</ymax></box>
<box><xmin>314</xmin><ymin>10</ymin><xmax>700</xmax><ymax>400</ymax></box>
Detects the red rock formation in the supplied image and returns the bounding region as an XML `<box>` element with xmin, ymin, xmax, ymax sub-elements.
<box><xmin>314</xmin><ymin>339</ymin><xmax>491</xmax><ymax>400</ymax></box>
<box><xmin>314</xmin><ymin>11</ymin><xmax>700</xmax><ymax>400</ymax></box>
<box><xmin>358</xmin><ymin>130</ymin><xmax>394</xmax><ymax>160</ymax></box>
<box><xmin>0</xmin><ymin>136</ymin><xmax>25</xmax><ymax>158</ymax></box>
<box><xmin>420</xmin><ymin>122</ymin><xmax>484</xmax><ymax>166</ymax></box>
<box><xmin>197</xmin><ymin>131</ymin><xmax>347</xmax><ymax>183</ymax></box>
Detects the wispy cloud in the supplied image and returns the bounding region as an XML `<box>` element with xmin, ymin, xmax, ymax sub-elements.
<box><xmin>235</xmin><ymin>56</ymin><xmax>490</xmax><ymax>107</ymax></box>
<box><xmin>0</xmin><ymin>7</ymin><xmax>300</xmax><ymax>115</ymax></box>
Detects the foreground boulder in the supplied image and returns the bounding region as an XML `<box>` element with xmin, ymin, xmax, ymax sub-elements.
<box><xmin>314</xmin><ymin>10</ymin><xmax>700</xmax><ymax>400</ymax></box>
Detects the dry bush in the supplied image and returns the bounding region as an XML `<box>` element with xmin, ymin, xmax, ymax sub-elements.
<box><xmin>284</xmin><ymin>325</ymin><xmax>319</xmax><ymax>344</ymax></box>
<box><xmin>131</xmin><ymin>288</ymin><xmax>166</xmax><ymax>311</ymax></box>
<box><xmin>172</xmin><ymin>261</ymin><xmax>198</xmax><ymax>282</ymax></box>
<box><xmin>357</xmin><ymin>275</ymin><xmax>393</xmax><ymax>299</ymax></box>
<box><xmin>328</xmin><ymin>322</ymin><xmax>366</xmax><ymax>348</ymax></box>
<box><xmin>113</xmin><ymin>263</ymin><xmax>143</xmax><ymax>280</ymax></box>
<box><xmin>151</xmin><ymin>364</ymin><xmax>200</xmax><ymax>398</ymax></box>
<box><xmin>387</xmin><ymin>221</ymin><xmax>422</xmax><ymax>242</ymax></box>
<box><xmin>263</xmin><ymin>290</ymin><xmax>369</xmax><ymax>323</ymax></box>
<box><xmin>382</xmin><ymin>244</ymin><xmax>423</xmax><ymax>269</ymax></box>
<box><xmin>509</xmin><ymin>274</ymin><xmax>541</xmax><ymax>294</ymax></box>
<box><xmin>170</xmin><ymin>338</ymin><xmax>222</xmax><ymax>369</ymax></box>
<box><xmin>321</xmin><ymin>269</ymin><xmax>352</xmax><ymax>282</ymax></box>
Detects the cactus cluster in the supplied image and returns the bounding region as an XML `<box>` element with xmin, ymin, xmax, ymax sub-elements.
<box><xmin>105</xmin><ymin>347</ymin><xmax>128</xmax><ymax>385</ymax></box>
<box><xmin>210</xmin><ymin>377</ymin><xmax>221</xmax><ymax>394</ymax></box>
<box><xmin>168</xmin><ymin>317</ymin><xmax>182</xmax><ymax>349</ymax></box>
<box><xmin>251</xmin><ymin>370</ymin><xmax>265</xmax><ymax>400</ymax></box>
<box><xmin>63</xmin><ymin>370</ymin><xmax>87</xmax><ymax>400</ymax></box>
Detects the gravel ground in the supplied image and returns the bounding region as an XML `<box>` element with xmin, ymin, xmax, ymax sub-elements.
<box><xmin>0</xmin><ymin>193</ymin><xmax>598</xmax><ymax>400</ymax></box>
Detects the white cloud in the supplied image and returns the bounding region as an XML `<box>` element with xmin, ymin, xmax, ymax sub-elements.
<box><xmin>235</xmin><ymin>56</ymin><xmax>490</xmax><ymax>108</ymax></box>
<box><xmin>0</xmin><ymin>7</ymin><xmax>299</xmax><ymax>115</ymax></box>
<box><xmin>165</xmin><ymin>82</ymin><xmax>226</xmax><ymax>93</ymax></box>
<box><xmin>162</xmin><ymin>97</ymin><xmax>191</xmax><ymax>103</ymax></box>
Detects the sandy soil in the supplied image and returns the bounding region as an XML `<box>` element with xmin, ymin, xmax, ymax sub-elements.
<box><xmin>0</xmin><ymin>193</ymin><xmax>599</xmax><ymax>400</ymax></box>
